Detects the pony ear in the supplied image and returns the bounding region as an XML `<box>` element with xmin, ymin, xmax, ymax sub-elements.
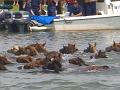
<box><xmin>88</xmin><ymin>43</ymin><xmax>91</xmax><ymax>46</ymax></box>
<box><xmin>113</xmin><ymin>41</ymin><xmax>116</xmax><ymax>46</ymax></box>
<box><xmin>36</xmin><ymin>41</ymin><xmax>39</xmax><ymax>44</ymax></box>
<box><xmin>42</xmin><ymin>42</ymin><xmax>46</xmax><ymax>46</ymax></box>
<box><xmin>73</xmin><ymin>44</ymin><xmax>75</xmax><ymax>47</ymax></box>
<box><xmin>68</xmin><ymin>43</ymin><xmax>70</xmax><ymax>46</ymax></box>
<box><xmin>94</xmin><ymin>42</ymin><xmax>96</xmax><ymax>47</ymax></box>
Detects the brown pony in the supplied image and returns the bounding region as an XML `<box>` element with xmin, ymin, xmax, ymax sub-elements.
<box><xmin>69</xmin><ymin>57</ymin><xmax>89</xmax><ymax>66</ymax></box>
<box><xmin>59</xmin><ymin>43</ymin><xmax>78</xmax><ymax>54</ymax></box>
<box><xmin>28</xmin><ymin>42</ymin><xmax>47</xmax><ymax>53</ymax></box>
<box><xmin>81</xmin><ymin>65</ymin><xmax>109</xmax><ymax>72</ymax></box>
<box><xmin>0</xmin><ymin>56</ymin><xmax>12</xmax><ymax>65</ymax></box>
<box><xmin>84</xmin><ymin>42</ymin><xmax>97</xmax><ymax>53</ymax></box>
<box><xmin>16</xmin><ymin>55</ymin><xmax>33</xmax><ymax>63</ymax></box>
<box><xmin>7</xmin><ymin>42</ymin><xmax>47</xmax><ymax>56</ymax></box>
<box><xmin>43</xmin><ymin>51</ymin><xmax>63</xmax><ymax>73</ymax></box>
<box><xmin>105</xmin><ymin>41</ymin><xmax>120</xmax><ymax>52</ymax></box>
<box><xmin>25</xmin><ymin>46</ymin><xmax>38</xmax><ymax>56</ymax></box>
<box><xmin>95</xmin><ymin>50</ymin><xmax>107</xmax><ymax>59</ymax></box>
<box><xmin>7</xmin><ymin>46</ymin><xmax>25</xmax><ymax>55</ymax></box>
<box><xmin>45</xmin><ymin>51</ymin><xmax>62</xmax><ymax>62</ymax></box>
<box><xmin>0</xmin><ymin>64</ymin><xmax>7</xmax><ymax>70</ymax></box>
<box><xmin>23</xmin><ymin>58</ymin><xmax>46</xmax><ymax>69</ymax></box>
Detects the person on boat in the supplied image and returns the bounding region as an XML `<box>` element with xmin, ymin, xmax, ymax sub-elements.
<box><xmin>40</xmin><ymin>0</ymin><xmax>47</xmax><ymax>15</ymax></box>
<box><xmin>66</xmin><ymin>0</ymin><xmax>75</xmax><ymax>16</ymax></box>
<box><xmin>4</xmin><ymin>0</ymin><xmax>24</xmax><ymax>11</ymax></box>
<box><xmin>76</xmin><ymin>0</ymin><xmax>85</xmax><ymax>16</ymax></box>
<box><xmin>18</xmin><ymin>0</ymin><xmax>24</xmax><ymax>10</ymax></box>
<box><xmin>24</xmin><ymin>0</ymin><xmax>34</xmax><ymax>15</ymax></box>
<box><xmin>70</xmin><ymin>0</ymin><xmax>82</xmax><ymax>16</ymax></box>
<box><xmin>84</xmin><ymin>0</ymin><xmax>97</xmax><ymax>15</ymax></box>
<box><xmin>31</xmin><ymin>0</ymin><xmax>42</xmax><ymax>15</ymax></box>
<box><xmin>46</xmin><ymin>0</ymin><xmax>57</xmax><ymax>16</ymax></box>
<box><xmin>4</xmin><ymin>0</ymin><xmax>13</xmax><ymax>5</ymax></box>
<box><xmin>56</xmin><ymin>0</ymin><xmax>62</xmax><ymax>14</ymax></box>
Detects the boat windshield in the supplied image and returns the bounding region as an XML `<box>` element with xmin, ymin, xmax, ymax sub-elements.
<box><xmin>98</xmin><ymin>0</ymin><xmax>120</xmax><ymax>2</ymax></box>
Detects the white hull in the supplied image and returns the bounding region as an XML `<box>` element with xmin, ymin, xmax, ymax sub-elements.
<box><xmin>53</xmin><ymin>15</ymin><xmax>120</xmax><ymax>31</ymax></box>
<box><xmin>29</xmin><ymin>24</ymin><xmax>53</xmax><ymax>32</ymax></box>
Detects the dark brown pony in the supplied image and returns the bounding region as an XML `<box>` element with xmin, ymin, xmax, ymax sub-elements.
<box><xmin>105</xmin><ymin>41</ymin><xmax>120</xmax><ymax>52</ymax></box>
<box><xmin>16</xmin><ymin>55</ymin><xmax>33</xmax><ymax>63</ymax></box>
<box><xmin>59</xmin><ymin>44</ymin><xmax>78</xmax><ymax>54</ymax></box>
<box><xmin>0</xmin><ymin>64</ymin><xmax>7</xmax><ymax>70</ymax></box>
<box><xmin>28</xmin><ymin>42</ymin><xmax>47</xmax><ymax>53</ymax></box>
<box><xmin>69</xmin><ymin>57</ymin><xmax>89</xmax><ymax>66</ymax></box>
<box><xmin>23</xmin><ymin>58</ymin><xmax>46</xmax><ymax>69</ymax></box>
<box><xmin>0</xmin><ymin>56</ymin><xmax>12</xmax><ymax>65</ymax></box>
<box><xmin>95</xmin><ymin>50</ymin><xmax>107</xmax><ymax>59</ymax></box>
<box><xmin>43</xmin><ymin>51</ymin><xmax>63</xmax><ymax>73</ymax></box>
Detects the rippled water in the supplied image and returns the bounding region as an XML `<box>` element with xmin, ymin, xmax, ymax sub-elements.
<box><xmin>0</xmin><ymin>30</ymin><xmax>120</xmax><ymax>90</ymax></box>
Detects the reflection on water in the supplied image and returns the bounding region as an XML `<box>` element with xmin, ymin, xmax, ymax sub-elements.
<box><xmin>0</xmin><ymin>30</ymin><xmax>120</xmax><ymax>90</ymax></box>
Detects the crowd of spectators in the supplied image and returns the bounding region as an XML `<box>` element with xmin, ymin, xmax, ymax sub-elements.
<box><xmin>3</xmin><ymin>0</ymin><xmax>97</xmax><ymax>16</ymax></box>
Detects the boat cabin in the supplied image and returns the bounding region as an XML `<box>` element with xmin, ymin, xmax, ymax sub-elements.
<box><xmin>96</xmin><ymin>0</ymin><xmax>120</xmax><ymax>15</ymax></box>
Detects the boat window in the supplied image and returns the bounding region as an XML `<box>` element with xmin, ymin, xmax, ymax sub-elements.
<box><xmin>119</xmin><ymin>6</ymin><xmax>120</xmax><ymax>9</ymax></box>
<box><xmin>111</xmin><ymin>0</ymin><xmax>120</xmax><ymax>1</ymax></box>
<box><xmin>97</xmin><ymin>0</ymin><xmax>104</xmax><ymax>2</ymax></box>
<box><xmin>108</xmin><ymin>5</ymin><xmax>111</xmax><ymax>9</ymax></box>
<box><xmin>114</xmin><ymin>6</ymin><xmax>117</xmax><ymax>9</ymax></box>
<box><xmin>98</xmin><ymin>0</ymin><xmax>120</xmax><ymax>2</ymax></box>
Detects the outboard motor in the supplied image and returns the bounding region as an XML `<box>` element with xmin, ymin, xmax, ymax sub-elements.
<box><xmin>4</xmin><ymin>11</ymin><xmax>13</xmax><ymax>31</ymax></box>
<box><xmin>5</xmin><ymin>11</ymin><xmax>30</xmax><ymax>33</ymax></box>
<box><xmin>12</xmin><ymin>11</ymin><xmax>31</xmax><ymax>33</ymax></box>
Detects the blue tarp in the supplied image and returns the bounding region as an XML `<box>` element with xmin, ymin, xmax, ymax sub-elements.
<box><xmin>30</xmin><ymin>16</ymin><xmax>59</xmax><ymax>25</ymax></box>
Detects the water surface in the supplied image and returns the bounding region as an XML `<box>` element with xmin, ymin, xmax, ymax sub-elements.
<box><xmin>0</xmin><ymin>30</ymin><xmax>120</xmax><ymax>90</ymax></box>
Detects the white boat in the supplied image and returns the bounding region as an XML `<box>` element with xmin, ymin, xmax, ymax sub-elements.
<box><xmin>53</xmin><ymin>0</ymin><xmax>120</xmax><ymax>31</ymax></box>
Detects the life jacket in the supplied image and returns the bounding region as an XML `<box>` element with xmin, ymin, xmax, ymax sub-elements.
<box><xmin>66</xmin><ymin>0</ymin><xmax>75</xmax><ymax>4</ymax></box>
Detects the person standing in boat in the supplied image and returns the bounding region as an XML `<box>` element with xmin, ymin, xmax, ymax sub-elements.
<box><xmin>46</xmin><ymin>0</ymin><xmax>57</xmax><ymax>16</ymax></box>
<box><xmin>84</xmin><ymin>0</ymin><xmax>97</xmax><ymax>15</ymax></box>
<box><xmin>56</xmin><ymin>0</ymin><xmax>62</xmax><ymax>14</ymax></box>
<box><xmin>76</xmin><ymin>0</ymin><xmax>85</xmax><ymax>15</ymax></box>
<box><xmin>24</xmin><ymin>0</ymin><xmax>35</xmax><ymax>15</ymax></box>
<box><xmin>18</xmin><ymin>0</ymin><xmax>24</xmax><ymax>10</ymax></box>
<box><xmin>4</xmin><ymin>0</ymin><xmax>13</xmax><ymax>5</ymax></box>
<box><xmin>66</xmin><ymin>0</ymin><xmax>75</xmax><ymax>16</ymax></box>
<box><xmin>70</xmin><ymin>0</ymin><xmax>82</xmax><ymax>16</ymax></box>
<box><xmin>31</xmin><ymin>0</ymin><xmax>42</xmax><ymax>15</ymax></box>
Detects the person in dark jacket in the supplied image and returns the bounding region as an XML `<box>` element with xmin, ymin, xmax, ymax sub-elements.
<box><xmin>4</xmin><ymin>0</ymin><xmax>13</xmax><ymax>5</ymax></box>
<box><xmin>46</xmin><ymin>0</ymin><xmax>56</xmax><ymax>16</ymax></box>
<box><xmin>4</xmin><ymin>0</ymin><xmax>23</xmax><ymax>10</ymax></box>
<box><xmin>24</xmin><ymin>0</ymin><xmax>34</xmax><ymax>15</ymax></box>
<box><xmin>56</xmin><ymin>0</ymin><xmax>62</xmax><ymax>14</ymax></box>
<box><xmin>77</xmin><ymin>0</ymin><xmax>85</xmax><ymax>15</ymax></box>
<box><xmin>66</xmin><ymin>0</ymin><xmax>75</xmax><ymax>16</ymax></box>
<box><xmin>31</xmin><ymin>0</ymin><xmax>42</xmax><ymax>15</ymax></box>
<box><xmin>18</xmin><ymin>0</ymin><xmax>24</xmax><ymax>10</ymax></box>
<box><xmin>84</xmin><ymin>0</ymin><xmax>97</xmax><ymax>15</ymax></box>
<box><xmin>70</xmin><ymin>0</ymin><xmax>82</xmax><ymax>16</ymax></box>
